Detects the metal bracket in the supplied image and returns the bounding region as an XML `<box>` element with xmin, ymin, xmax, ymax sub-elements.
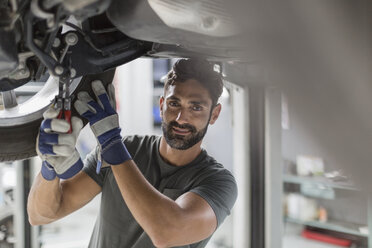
<box><xmin>2</xmin><ymin>90</ymin><xmax>18</xmax><ymax>108</ymax></box>
<box><xmin>7</xmin><ymin>52</ymin><xmax>34</xmax><ymax>81</ymax></box>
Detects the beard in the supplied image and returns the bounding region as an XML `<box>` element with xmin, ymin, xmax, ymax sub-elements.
<box><xmin>162</xmin><ymin>120</ymin><xmax>209</xmax><ymax>150</ymax></box>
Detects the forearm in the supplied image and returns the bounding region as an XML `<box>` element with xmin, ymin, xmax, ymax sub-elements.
<box><xmin>27</xmin><ymin>173</ymin><xmax>62</xmax><ymax>225</ymax></box>
<box><xmin>111</xmin><ymin>161</ymin><xmax>185</xmax><ymax>246</ymax></box>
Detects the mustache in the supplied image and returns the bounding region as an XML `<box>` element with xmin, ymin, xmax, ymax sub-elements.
<box><xmin>168</xmin><ymin>121</ymin><xmax>196</xmax><ymax>132</ymax></box>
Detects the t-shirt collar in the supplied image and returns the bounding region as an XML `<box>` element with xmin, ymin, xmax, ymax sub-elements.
<box><xmin>155</xmin><ymin>136</ymin><xmax>207</xmax><ymax>177</ymax></box>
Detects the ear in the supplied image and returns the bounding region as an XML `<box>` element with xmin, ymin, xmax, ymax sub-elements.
<box><xmin>209</xmin><ymin>103</ymin><xmax>221</xmax><ymax>125</ymax></box>
<box><xmin>159</xmin><ymin>96</ymin><xmax>164</xmax><ymax>118</ymax></box>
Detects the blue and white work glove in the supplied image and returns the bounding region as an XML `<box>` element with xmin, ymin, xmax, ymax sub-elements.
<box><xmin>36</xmin><ymin>108</ymin><xmax>84</xmax><ymax>180</ymax></box>
<box><xmin>74</xmin><ymin>80</ymin><xmax>132</xmax><ymax>173</ymax></box>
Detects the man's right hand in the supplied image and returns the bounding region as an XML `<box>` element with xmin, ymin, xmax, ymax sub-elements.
<box><xmin>36</xmin><ymin>108</ymin><xmax>84</xmax><ymax>180</ymax></box>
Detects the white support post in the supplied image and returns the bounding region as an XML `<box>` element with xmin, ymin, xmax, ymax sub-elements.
<box><xmin>265</xmin><ymin>88</ymin><xmax>283</xmax><ymax>248</ymax></box>
<box><xmin>232</xmin><ymin>84</ymin><xmax>250</xmax><ymax>248</ymax></box>
<box><xmin>14</xmin><ymin>160</ymin><xmax>25</xmax><ymax>248</ymax></box>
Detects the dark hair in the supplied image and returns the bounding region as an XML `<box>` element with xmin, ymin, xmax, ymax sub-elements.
<box><xmin>164</xmin><ymin>59</ymin><xmax>223</xmax><ymax>107</ymax></box>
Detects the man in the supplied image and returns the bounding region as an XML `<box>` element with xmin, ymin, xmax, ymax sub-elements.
<box><xmin>28</xmin><ymin>59</ymin><xmax>237</xmax><ymax>248</ymax></box>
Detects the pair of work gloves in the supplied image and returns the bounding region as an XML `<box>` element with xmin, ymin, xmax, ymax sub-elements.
<box><xmin>36</xmin><ymin>80</ymin><xmax>131</xmax><ymax>180</ymax></box>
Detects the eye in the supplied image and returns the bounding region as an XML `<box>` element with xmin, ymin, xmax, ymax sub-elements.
<box><xmin>168</xmin><ymin>101</ymin><xmax>179</xmax><ymax>107</ymax></box>
<box><xmin>192</xmin><ymin>105</ymin><xmax>203</xmax><ymax>111</ymax></box>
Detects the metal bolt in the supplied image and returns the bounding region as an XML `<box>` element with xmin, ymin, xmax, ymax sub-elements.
<box><xmin>54</xmin><ymin>66</ymin><xmax>64</xmax><ymax>75</ymax></box>
<box><xmin>46</xmin><ymin>18</ymin><xmax>55</xmax><ymax>29</ymax></box>
<box><xmin>53</xmin><ymin>38</ymin><xmax>61</xmax><ymax>48</ymax></box>
<box><xmin>65</xmin><ymin>33</ymin><xmax>78</xmax><ymax>46</ymax></box>
<box><xmin>70</xmin><ymin>68</ymin><xmax>76</xmax><ymax>78</ymax></box>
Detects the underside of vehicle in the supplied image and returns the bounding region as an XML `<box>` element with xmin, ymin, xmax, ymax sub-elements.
<box><xmin>0</xmin><ymin>0</ymin><xmax>371</xmax><ymax>162</ymax></box>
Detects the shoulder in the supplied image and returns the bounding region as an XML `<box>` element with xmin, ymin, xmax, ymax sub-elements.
<box><xmin>122</xmin><ymin>135</ymin><xmax>161</xmax><ymax>161</ymax></box>
<box><xmin>123</xmin><ymin>135</ymin><xmax>159</xmax><ymax>145</ymax></box>
<box><xmin>123</xmin><ymin>135</ymin><xmax>160</xmax><ymax>150</ymax></box>
<box><xmin>196</xmin><ymin>153</ymin><xmax>236</xmax><ymax>186</ymax></box>
<box><xmin>189</xmin><ymin>152</ymin><xmax>238</xmax><ymax>202</ymax></box>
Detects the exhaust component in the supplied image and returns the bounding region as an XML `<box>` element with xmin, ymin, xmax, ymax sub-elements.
<box><xmin>147</xmin><ymin>0</ymin><xmax>239</xmax><ymax>37</ymax></box>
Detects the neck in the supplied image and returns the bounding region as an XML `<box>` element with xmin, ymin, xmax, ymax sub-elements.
<box><xmin>159</xmin><ymin>137</ymin><xmax>202</xmax><ymax>166</ymax></box>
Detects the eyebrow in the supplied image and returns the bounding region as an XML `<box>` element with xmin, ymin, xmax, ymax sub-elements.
<box><xmin>167</xmin><ymin>96</ymin><xmax>180</xmax><ymax>101</ymax></box>
<box><xmin>167</xmin><ymin>95</ymin><xmax>209</xmax><ymax>106</ymax></box>
<box><xmin>189</xmin><ymin>100</ymin><xmax>209</xmax><ymax>106</ymax></box>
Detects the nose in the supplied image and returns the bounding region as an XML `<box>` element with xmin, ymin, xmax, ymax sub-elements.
<box><xmin>175</xmin><ymin>108</ymin><xmax>189</xmax><ymax>124</ymax></box>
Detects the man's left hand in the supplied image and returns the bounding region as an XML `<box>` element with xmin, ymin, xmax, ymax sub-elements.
<box><xmin>74</xmin><ymin>80</ymin><xmax>132</xmax><ymax>172</ymax></box>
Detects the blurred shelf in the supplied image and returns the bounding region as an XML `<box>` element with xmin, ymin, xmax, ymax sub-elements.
<box><xmin>283</xmin><ymin>174</ymin><xmax>358</xmax><ymax>191</ymax></box>
<box><xmin>285</xmin><ymin>217</ymin><xmax>368</xmax><ymax>238</ymax></box>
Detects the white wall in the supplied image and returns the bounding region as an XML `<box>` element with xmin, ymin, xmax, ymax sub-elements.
<box><xmin>114</xmin><ymin>58</ymin><xmax>154</xmax><ymax>136</ymax></box>
<box><xmin>202</xmin><ymin>88</ymin><xmax>233</xmax><ymax>171</ymax></box>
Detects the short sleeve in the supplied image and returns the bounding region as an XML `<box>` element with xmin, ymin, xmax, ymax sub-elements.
<box><xmin>190</xmin><ymin>170</ymin><xmax>238</xmax><ymax>227</ymax></box>
<box><xmin>82</xmin><ymin>146</ymin><xmax>107</xmax><ymax>187</ymax></box>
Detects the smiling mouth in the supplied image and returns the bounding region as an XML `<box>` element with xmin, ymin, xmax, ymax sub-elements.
<box><xmin>172</xmin><ymin>127</ymin><xmax>191</xmax><ymax>135</ymax></box>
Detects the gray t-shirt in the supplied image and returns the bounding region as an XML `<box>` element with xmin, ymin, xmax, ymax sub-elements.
<box><xmin>83</xmin><ymin>135</ymin><xmax>237</xmax><ymax>248</ymax></box>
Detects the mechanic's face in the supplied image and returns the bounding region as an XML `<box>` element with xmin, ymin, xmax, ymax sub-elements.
<box><xmin>160</xmin><ymin>79</ymin><xmax>221</xmax><ymax>150</ymax></box>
